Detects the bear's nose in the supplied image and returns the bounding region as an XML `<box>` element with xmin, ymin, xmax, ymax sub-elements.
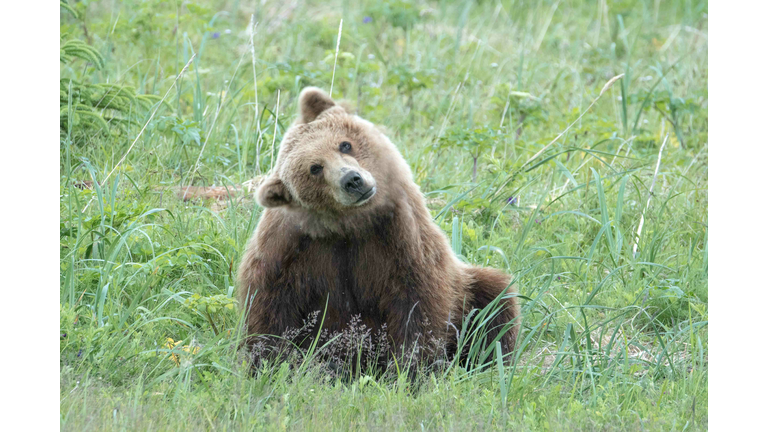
<box><xmin>341</xmin><ymin>171</ymin><xmax>365</xmax><ymax>194</ymax></box>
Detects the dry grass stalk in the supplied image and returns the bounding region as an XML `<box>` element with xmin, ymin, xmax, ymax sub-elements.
<box><xmin>269</xmin><ymin>89</ymin><xmax>280</xmax><ymax>172</ymax></box>
<box><xmin>81</xmin><ymin>54</ymin><xmax>196</xmax><ymax>213</ymax></box>
<box><xmin>184</xmin><ymin>44</ymin><xmax>248</xmax><ymax>200</ymax></box>
<box><xmin>633</xmin><ymin>132</ymin><xmax>669</xmax><ymax>256</ymax></box>
<box><xmin>329</xmin><ymin>18</ymin><xmax>343</xmax><ymax>96</ymax></box>
<box><xmin>523</xmin><ymin>74</ymin><xmax>624</xmax><ymax>169</ymax></box>
<box><xmin>102</xmin><ymin>54</ymin><xmax>196</xmax><ymax>185</ymax></box>
<box><xmin>249</xmin><ymin>15</ymin><xmax>262</xmax><ymax>174</ymax></box>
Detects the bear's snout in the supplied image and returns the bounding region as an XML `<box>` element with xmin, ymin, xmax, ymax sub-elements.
<box><xmin>341</xmin><ymin>171</ymin><xmax>365</xmax><ymax>194</ymax></box>
<box><xmin>339</xmin><ymin>170</ymin><xmax>376</xmax><ymax>205</ymax></box>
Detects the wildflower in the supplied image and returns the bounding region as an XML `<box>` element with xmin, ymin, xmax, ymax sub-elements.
<box><xmin>506</xmin><ymin>196</ymin><xmax>518</xmax><ymax>206</ymax></box>
<box><xmin>363</xmin><ymin>16</ymin><xmax>372</xmax><ymax>24</ymax></box>
<box><xmin>165</xmin><ymin>337</ymin><xmax>201</xmax><ymax>366</ymax></box>
<box><xmin>212</xmin><ymin>32</ymin><xmax>221</xmax><ymax>39</ymax></box>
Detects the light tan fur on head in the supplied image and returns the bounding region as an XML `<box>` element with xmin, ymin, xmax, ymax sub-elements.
<box><xmin>256</xmin><ymin>175</ymin><xmax>291</xmax><ymax>208</ymax></box>
<box><xmin>298</xmin><ymin>87</ymin><xmax>336</xmax><ymax>123</ymax></box>
<box><xmin>256</xmin><ymin>87</ymin><xmax>410</xmax><ymax>235</ymax></box>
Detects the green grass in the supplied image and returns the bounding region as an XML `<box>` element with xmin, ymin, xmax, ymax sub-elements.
<box><xmin>60</xmin><ymin>0</ymin><xmax>708</xmax><ymax>429</ymax></box>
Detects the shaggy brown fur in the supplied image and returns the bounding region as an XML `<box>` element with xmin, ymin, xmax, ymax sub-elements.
<box><xmin>237</xmin><ymin>87</ymin><xmax>520</xmax><ymax>368</ymax></box>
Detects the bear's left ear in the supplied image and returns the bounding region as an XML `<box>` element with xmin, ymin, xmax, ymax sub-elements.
<box><xmin>256</xmin><ymin>176</ymin><xmax>292</xmax><ymax>208</ymax></box>
<box><xmin>298</xmin><ymin>86</ymin><xmax>336</xmax><ymax>123</ymax></box>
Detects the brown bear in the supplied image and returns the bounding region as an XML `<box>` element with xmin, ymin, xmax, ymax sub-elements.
<box><xmin>237</xmin><ymin>87</ymin><xmax>520</xmax><ymax>370</ymax></box>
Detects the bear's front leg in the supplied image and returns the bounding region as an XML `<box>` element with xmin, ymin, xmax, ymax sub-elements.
<box><xmin>382</xmin><ymin>287</ymin><xmax>452</xmax><ymax>368</ymax></box>
<box><xmin>238</xmin><ymin>220</ymin><xmax>312</xmax><ymax>368</ymax></box>
<box><xmin>240</xmin><ymin>262</ymin><xmax>309</xmax><ymax>368</ymax></box>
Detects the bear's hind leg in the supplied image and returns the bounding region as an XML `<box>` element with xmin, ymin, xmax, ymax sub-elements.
<box><xmin>461</xmin><ymin>266</ymin><xmax>521</xmax><ymax>356</ymax></box>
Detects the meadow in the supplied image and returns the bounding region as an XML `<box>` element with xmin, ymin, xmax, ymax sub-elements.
<box><xmin>59</xmin><ymin>0</ymin><xmax>708</xmax><ymax>429</ymax></box>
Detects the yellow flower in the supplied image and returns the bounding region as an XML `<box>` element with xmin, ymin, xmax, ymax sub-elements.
<box><xmin>165</xmin><ymin>337</ymin><xmax>201</xmax><ymax>366</ymax></box>
<box><xmin>166</xmin><ymin>338</ymin><xmax>182</xmax><ymax>365</ymax></box>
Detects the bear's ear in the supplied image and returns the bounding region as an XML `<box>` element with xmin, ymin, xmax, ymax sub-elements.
<box><xmin>256</xmin><ymin>176</ymin><xmax>292</xmax><ymax>208</ymax></box>
<box><xmin>298</xmin><ymin>86</ymin><xmax>336</xmax><ymax>123</ymax></box>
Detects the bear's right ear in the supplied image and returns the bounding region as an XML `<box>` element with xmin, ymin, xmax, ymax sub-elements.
<box><xmin>298</xmin><ymin>86</ymin><xmax>336</xmax><ymax>123</ymax></box>
<box><xmin>256</xmin><ymin>176</ymin><xmax>292</xmax><ymax>208</ymax></box>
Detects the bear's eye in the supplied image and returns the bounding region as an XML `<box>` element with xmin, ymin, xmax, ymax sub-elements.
<box><xmin>339</xmin><ymin>141</ymin><xmax>352</xmax><ymax>154</ymax></box>
<box><xmin>310</xmin><ymin>164</ymin><xmax>323</xmax><ymax>176</ymax></box>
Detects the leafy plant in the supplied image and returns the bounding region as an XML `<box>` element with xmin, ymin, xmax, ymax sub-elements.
<box><xmin>60</xmin><ymin>38</ymin><xmax>104</xmax><ymax>68</ymax></box>
<box><xmin>437</xmin><ymin>125</ymin><xmax>504</xmax><ymax>182</ymax></box>
<box><xmin>366</xmin><ymin>0</ymin><xmax>421</xmax><ymax>31</ymax></box>
<box><xmin>60</xmin><ymin>78</ymin><xmax>168</xmax><ymax>137</ymax></box>
<box><xmin>60</xmin><ymin>10</ymin><xmax>169</xmax><ymax>139</ymax></box>
<box><xmin>492</xmin><ymin>83</ymin><xmax>546</xmax><ymax>139</ymax></box>
<box><xmin>165</xmin><ymin>337</ymin><xmax>202</xmax><ymax>366</ymax></box>
<box><xmin>387</xmin><ymin>64</ymin><xmax>433</xmax><ymax>113</ymax></box>
<box><xmin>184</xmin><ymin>294</ymin><xmax>236</xmax><ymax>336</ymax></box>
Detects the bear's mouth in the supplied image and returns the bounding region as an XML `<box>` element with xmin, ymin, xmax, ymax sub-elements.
<box><xmin>354</xmin><ymin>187</ymin><xmax>376</xmax><ymax>205</ymax></box>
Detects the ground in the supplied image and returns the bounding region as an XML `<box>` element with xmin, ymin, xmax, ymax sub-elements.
<box><xmin>60</xmin><ymin>0</ymin><xmax>708</xmax><ymax>429</ymax></box>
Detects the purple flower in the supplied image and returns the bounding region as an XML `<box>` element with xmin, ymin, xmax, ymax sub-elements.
<box><xmin>535</xmin><ymin>219</ymin><xmax>541</xmax><ymax>224</ymax></box>
<box><xmin>212</xmin><ymin>32</ymin><xmax>221</xmax><ymax>39</ymax></box>
<box><xmin>363</xmin><ymin>16</ymin><xmax>372</xmax><ymax>24</ymax></box>
<box><xmin>77</xmin><ymin>349</ymin><xmax>83</xmax><ymax>358</ymax></box>
<box><xmin>506</xmin><ymin>196</ymin><xmax>518</xmax><ymax>205</ymax></box>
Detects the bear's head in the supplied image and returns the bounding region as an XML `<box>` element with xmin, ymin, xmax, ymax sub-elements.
<box><xmin>257</xmin><ymin>87</ymin><xmax>414</xmax><ymax>231</ymax></box>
